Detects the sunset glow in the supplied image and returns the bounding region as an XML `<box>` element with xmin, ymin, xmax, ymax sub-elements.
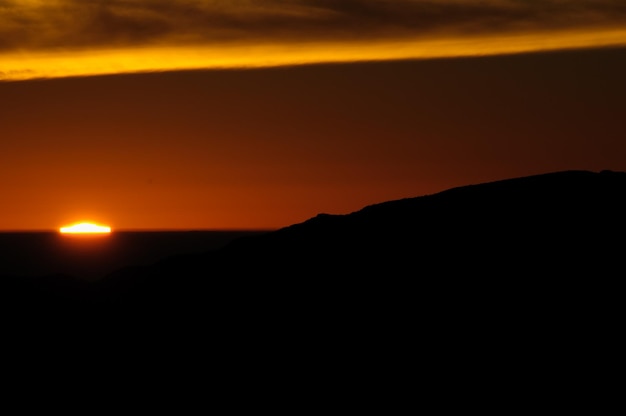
<box><xmin>2</xmin><ymin>1</ymin><xmax>626</xmax><ymax>81</ymax></box>
<box><xmin>1</xmin><ymin>1</ymin><xmax>625</xmax><ymax>232</ymax></box>
<box><xmin>60</xmin><ymin>223</ymin><xmax>112</xmax><ymax>234</ymax></box>
<box><xmin>2</xmin><ymin>28</ymin><xmax>626</xmax><ymax>81</ymax></box>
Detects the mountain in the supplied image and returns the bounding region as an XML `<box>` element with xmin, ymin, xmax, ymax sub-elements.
<box><xmin>4</xmin><ymin>169</ymin><xmax>625</xmax><ymax>307</ymax></box>
<box><xmin>91</xmin><ymin>169</ymin><xmax>625</xmax><ymax>297</ymax></box>
<box><xmin>2</xmin><ymin>169</ymin><xmax>622</xmax><ymax>402</ymax></box>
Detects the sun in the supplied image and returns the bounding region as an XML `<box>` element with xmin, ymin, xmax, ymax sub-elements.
<box><xmin>60</xmin><ymin>222</ymin><xmax>112</xmax><ymax>234</ymax></box>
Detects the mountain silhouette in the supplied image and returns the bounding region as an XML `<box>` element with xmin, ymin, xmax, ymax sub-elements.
<box><xmin>3</xmin><ymin>169</ymin><xmax>625</xmax><ymax>308</ymax></box>
<box><xmin>2</xmin><ymin>169</ymin><xmax>621</xmax><ymax>404</ymax></box>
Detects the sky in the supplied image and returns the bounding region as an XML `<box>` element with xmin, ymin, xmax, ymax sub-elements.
<box><xmin>1</xmin><ymin>0</ymin><xmax>625</xmax><ymax>231</ymax></box>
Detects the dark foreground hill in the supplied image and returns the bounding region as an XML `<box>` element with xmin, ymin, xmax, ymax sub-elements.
<box><xmin>2</xmin><ymin>169</ymin><xmax>623</xmax><ymax>405</ymax></box>
<box><xmin>4</xmin><ymin>169</ymin><xmax>625</xmax><ymax>311</ymax></box>
<box><xmin>98</xmin><ymin>169</ymin><xmax>626</xmax><ymax>297</ymax></box>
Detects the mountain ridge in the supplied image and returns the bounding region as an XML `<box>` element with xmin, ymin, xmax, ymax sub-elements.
<box><xmin>2</xmin><ymin>169</ymin><xmax>622</xmax><ymax>398</ymax></box>
<box><xmin>74</xmin><ymin>169</ymin><xmax>622</xmax><ymax>312</ymax></box>
<box><xmin>2</xmin><ymin>169</ymin><xmax>624</xmax><ymax>310</ymax></box>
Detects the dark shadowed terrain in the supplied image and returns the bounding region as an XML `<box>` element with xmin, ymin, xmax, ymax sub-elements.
<box><xmin>0</xmin><ymin>230</ymin><xmax>269</xmax><ymax>280</ymax></box>
<box><xmin>2</xmin><ymin>169</ymin><xmax>622</xmax><ymax>406</ymax></box>
<box><xmin>5</xmin><ymin>169</ymin><xmax>620</xmax><ymax>303</ymax></box>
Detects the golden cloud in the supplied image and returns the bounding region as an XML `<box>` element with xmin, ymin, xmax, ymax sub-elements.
<box><xmin>1</xmin><ymin>1</ymin><xmax>626</xmax><ymax>80</ymax></box>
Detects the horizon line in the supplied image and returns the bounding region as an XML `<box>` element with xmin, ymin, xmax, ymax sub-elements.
<box><xmin>0</xmin><ymin>228</ymin><xmax>277</xmax><ymax>234</ymax></box>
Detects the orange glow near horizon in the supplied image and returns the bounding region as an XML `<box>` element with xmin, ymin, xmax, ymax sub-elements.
<box><xmin>60</xmin><ymin>222</ymin><xmax>112</xmax><ymax>234</ymax></box>
<box><xmin>1</xmin><ymin>31</ymin><xmax>625</xmax><ymax>232</ymax></box>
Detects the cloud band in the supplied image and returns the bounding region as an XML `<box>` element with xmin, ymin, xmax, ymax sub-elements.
<box><xmin>2</xmin><ymin>1</ymin><xmax>626</xmax><ymax>80</ymax></box>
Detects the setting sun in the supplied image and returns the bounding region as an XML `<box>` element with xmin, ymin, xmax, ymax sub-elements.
<box><xmin>60</xmin><ymin>222</ymin><xmax>112</xmax><ymax>234</ymax></box>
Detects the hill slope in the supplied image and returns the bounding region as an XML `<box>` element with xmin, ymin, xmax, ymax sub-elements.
<box><xmin>3</xmin><ymin>169</ymin><xmax>622</xmax><ymax>404</ymax></box>
<box><xmin>4</xmin><ymin>169</ymin><xmax>625</xmax><ymax>308</ymax></box>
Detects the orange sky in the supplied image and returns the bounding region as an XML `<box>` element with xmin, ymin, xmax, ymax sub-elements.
<box><xmin>1</xmin><ymin>1</ymin><xmax>626</xmax><ymax>230</ymax></box>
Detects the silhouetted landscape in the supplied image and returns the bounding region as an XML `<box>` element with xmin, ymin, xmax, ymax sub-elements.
<box><xmin>5</xmin><ymin>2</ymin><xmax>624</xmax><ymax>403</ymax></box>
<box><xmin>2</xmin><ymin>169</ymin><xmax>622</xmax><ymax>404</ymax></box>
<box><xmin>3</xmin><ymin>169</ymin><xmax>624</xmax><ymax>310</ymax></box>
<box><xmin>0</xmin><ymin>230</ymin><xmax>269</xmax><ymax>281</ymax></box>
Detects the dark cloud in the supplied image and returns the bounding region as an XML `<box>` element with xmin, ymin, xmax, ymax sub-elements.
<box><xmin>1</xmin><ymin>0</ymin><xmax>626</xmax><ymax>52</ymax></box>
